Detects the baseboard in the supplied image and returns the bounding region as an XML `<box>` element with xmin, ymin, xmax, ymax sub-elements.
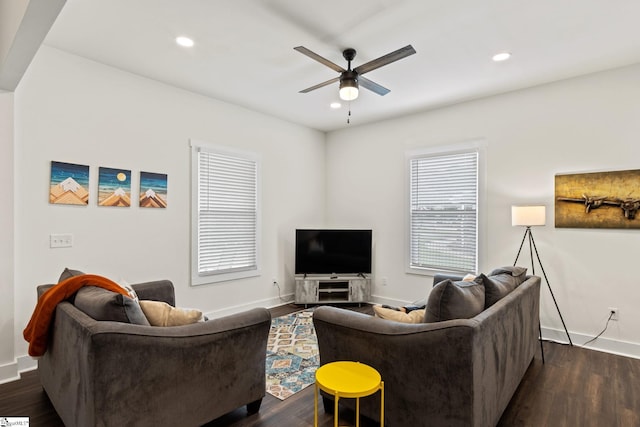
<box><xmin>0</xmin><ymin>361</ymin><xmax>18</xmax><ymax>385</ymax></box>
<box><xmin>204</xmin><ymin>292</ymin><xmax>295</xmax><ymax>319</ymax></box>
<box><xmin>370</xmin><ymin>295</ymin><xmax>411</xmax><ymax>308</ymax></box>
<box><xmin>0</xmin><ymin>356</ymin><xmax>37</xmax><ymax>385</ymax></box>
<box><xmin>372</xmin><ymin>297</ymin><xmax>640</xmax><ymax>360</ymax></box>
<box><xmin>541</xmin><ymin>326</ymin><xmax>640</xmax><ymax>359</ymax></box>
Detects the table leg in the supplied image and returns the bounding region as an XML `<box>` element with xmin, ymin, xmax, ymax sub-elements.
<box><xmin>314</xmin><ymin>383</ymin><xmax>318</xmax><ymax>427</ymax></box>
<box><xmin>380</xmin><ymin>381</ymin><xmax>385</xmax><ymax>427</ymax></box>
<box><xmin>356</xmin><ymin>397</ymin><xmax>360</xmax><ymax>427</ymax></box>
<box><xmin>334</xmin><ymin>393</ymin><xmax>339</xmax><ymax>427</ymax></box>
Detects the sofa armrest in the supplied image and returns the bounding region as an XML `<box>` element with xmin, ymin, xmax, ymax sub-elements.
<box><xmin>131</xmin><ymin>280</ymin><xmax>174</xmax><ymax>305</ymax></box>
<box><xmin>432</xmin><ymin>273</ymin><xmax>464</xmax><ymax>286</ymax></box>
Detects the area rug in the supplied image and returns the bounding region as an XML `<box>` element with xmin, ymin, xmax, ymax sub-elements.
<box><xmin>265</xmin><ymin>309</ymin><xmax>319</xmax><ymax>400</ymax></box>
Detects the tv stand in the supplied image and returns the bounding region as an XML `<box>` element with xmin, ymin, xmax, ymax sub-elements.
<box><xmin>294</xmin><ymin>275</ymin><xmax>371</xmax><ymax>307</ymax></box>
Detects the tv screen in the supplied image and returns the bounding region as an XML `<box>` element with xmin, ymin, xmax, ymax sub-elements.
<box><xmin>295</xmin><ymin>229</ymin><xmax>372</xmax><ymax>275</ymax></box>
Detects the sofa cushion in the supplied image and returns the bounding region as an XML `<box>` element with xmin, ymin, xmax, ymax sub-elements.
<box><xmin>424</xmin><ymin>276</ymin><xmax>485</xmax><ymax>322</ymax></box>
<box><xmin>373</xmin><ymin>305</ymin><xmax>426</xmax><ymax>323</ymax></box>
<box><xmin>74</xmin><ymin>286</ymin><xmax>150</xmax><ymax>325</ymax></box>
<box><xmin>481</xmin><ymin>266</ymin><xmax>528</xmax><ymax>308</ymax></box>
<box><xmin>139</xmin><ymin>300</ymin><xmax>204</xmax><ymax>326</ymax></box>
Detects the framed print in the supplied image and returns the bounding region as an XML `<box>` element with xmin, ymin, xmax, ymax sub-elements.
<box><xmin>139</xmin><ymin>171</ymin><xmax>168</xmax><ymax>208</ymax></box>
<box><xmin>98</xmin><ymin>167</ymin><xmax>131</xmax><ymax>207</ymax></box>
<box><xmin>555</xmin><ymin>169</ymin><xmax>640</xmax><ymax>229</ymax></box>
<box><xmin>49</xmin><ymin>161</ymin><xmax>89</xmax><ymax>205</ymax></box>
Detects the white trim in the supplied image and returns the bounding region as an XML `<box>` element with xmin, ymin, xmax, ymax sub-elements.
<box><xmin>364</xmin><ymin>303</ymin><xmax>640</xmax><ymax>360</ymax></box>
<box><xmin>370</xmin><ymin>294</ymin><xmax>413</xmax><ymax>308</ymax></box>
<box><xmin>541</xmin><ymin>326</ymin><xmax>640</xmax><ymax>360</ymax></box>
<box><xmin>405</xmin><ymin>139</ymin><xmax>487</xmax><ymax>276</ymax></box>
<box><xmin>0</xmin><ymin>361</ymin><xmax>19</xmax><ymax>385</ymax></box>
<box><xmin>203</xmin><ymin>293</ymin><xmax>295</xmax><ymax>319</ymax></box>
<box><xmin>189</xmin><ymin>139</ymin><xmax>262</xmax><ymax>286</ymax></box>
<box><xmin>0</xmin><ymin>356</ymin><xmax>37</xmax><ymax>385</ymax></box>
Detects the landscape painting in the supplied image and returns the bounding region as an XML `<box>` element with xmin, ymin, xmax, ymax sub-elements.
<box><xmin>49</xmin><ymin>161</ymin><xmax>90</xmax><ymax>205</ymax></box>
<box><xmin>555</xmin><ymin>169</ymin><xmax>640</xmax><ymax>229</ymax></box>
<box><xmin>139</xmin><ymin>171</ymin><xmax>168</xmax><ymax>208</ymax></box>
<box><xmin>98</xmin><ymin>167</ymin><xmax>131</xmax><ymax>207</ymax></box>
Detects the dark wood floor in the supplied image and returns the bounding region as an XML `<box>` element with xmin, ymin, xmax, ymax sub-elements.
<box><xmin>2</xmin><ymin>303</ymin><xmax>640</xmax><ymax>426</ymax></box>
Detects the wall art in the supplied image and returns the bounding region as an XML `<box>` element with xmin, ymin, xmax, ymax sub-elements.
<box><xmin>555</xmin><ymin>169</ymin><xmax>640</xmax><ymax>229</ymax></box>
<box><xmin>98</xmin><ymin>167</ymin><xmax>131</xmax><ymax>207</ymax></box>
<box><xmin>49</xmin><ymin>161</ymin><xmax>90</xmax><ymax>205</ymax></box>
<box><xmin>139</xmin><ymin>171</ymin><xmax>168</xmax><ymax>208</ymax></box>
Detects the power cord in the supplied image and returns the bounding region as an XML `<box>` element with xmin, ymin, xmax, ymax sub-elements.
<box><xmin>582</xmin><ymin>311</ymin><xmax>614</xmax><ymax>348</ymax></box>
<box><xmin>273</xmin><ymin>280</ymin><xmax>287</xmax><ymax>303</ymax></box>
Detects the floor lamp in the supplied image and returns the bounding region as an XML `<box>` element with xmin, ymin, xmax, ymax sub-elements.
<box><xmin>511</xmin><ymin>205</ymin><xmax>573</xmax><ymax>352</ymax></box>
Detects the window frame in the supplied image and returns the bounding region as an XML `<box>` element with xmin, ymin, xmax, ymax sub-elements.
<box><xmin>190</xmin><ymin>140</ymin><xmax>261</xmax><ymax>286</ymax></box>
<box><xmin>405</xmin><ymin>140</ymin><xmax>486</xmax><ymax>276</ymax></box>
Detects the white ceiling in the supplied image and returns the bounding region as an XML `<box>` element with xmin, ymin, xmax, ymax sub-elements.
<box><xmin>42</xmin><ymin>0</ymin><xmax>640</xmax><ymax>132</ymax></box>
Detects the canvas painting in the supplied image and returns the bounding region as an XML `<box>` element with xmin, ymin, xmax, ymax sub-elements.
<box><xmin>98</xmin><ymin>167</ymin><xmax>131</xmax><ymax>207</ymax></box>
<box><xmin>555</xmin><ymin>169</ymin><xmax>640</xmax><ymax>229</ymax></box>
<box><xmin>49</xmin><ymin>161</ymin><xmax>90</xmax><ymax>205</ymax></box>
<box><xmin>139</xmin><ymin>171</ymin><xmax>168</xmax><ymax>208</ymax></box>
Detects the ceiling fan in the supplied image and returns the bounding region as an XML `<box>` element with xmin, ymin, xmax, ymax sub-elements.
<box><xmin>294</xmin><ymin>45</ymin><xmax>416</xmax><ymax>101</ymax></box>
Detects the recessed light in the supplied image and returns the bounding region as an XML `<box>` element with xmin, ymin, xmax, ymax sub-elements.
<box><xmin>492</xmin><ymin>52</ymin><xmax>511</xmax><ymax>62</ymax></box>
<box><xmin>176</xmin><ymin>36</ymin><xmax>194</xmax><ymax>47</ymax></box>
<box><xmin>330</xmin><ymin>102</ymin><xmax>342</xmax><ymax>109</ymax></box>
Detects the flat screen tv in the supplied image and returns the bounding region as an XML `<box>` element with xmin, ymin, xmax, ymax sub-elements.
<box><xmin>295</xmin><ymin>229</ymin><xmax>372</xmax><ymax>275</ymax></box>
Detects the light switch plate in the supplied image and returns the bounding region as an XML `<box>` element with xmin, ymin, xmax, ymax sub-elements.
<box><xmin>50</xmin><ymin>234</ymin><xmax>73</xmax><ymax>248</ymax></box>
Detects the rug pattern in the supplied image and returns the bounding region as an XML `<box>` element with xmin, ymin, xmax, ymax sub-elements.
<box><xmin>266</xmin><ymin>309</ymin><xmax>318</xmax><ymax>400</ymax></box>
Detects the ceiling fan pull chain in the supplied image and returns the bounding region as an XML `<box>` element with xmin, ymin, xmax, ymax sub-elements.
<box><xmin>347</xmin><ymin>106</ymin><xmax>351</xmax><ymax>124</ymax></box>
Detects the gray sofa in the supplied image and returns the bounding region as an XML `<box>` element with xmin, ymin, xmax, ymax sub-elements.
<box><xmin>312</xmin><ymin>272</ymin><xmax>541</xmax><ymax>427</ymax></box>
<box><xmin>36</xmin><ymin>280</ymin><xmax>271</xmax><ymax>427</ymax></box>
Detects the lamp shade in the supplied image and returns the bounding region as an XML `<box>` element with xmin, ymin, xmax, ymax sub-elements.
<box><xmin>512</xmin><ymin>205</ymin><xmax>546</xmax><ymax>226</ymax></box>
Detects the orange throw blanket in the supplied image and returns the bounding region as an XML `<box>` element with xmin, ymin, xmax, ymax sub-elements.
<box><xmin>23</xmin><ymin>274</ymin><xmax>129</xmax><ymax>357</ymax></box>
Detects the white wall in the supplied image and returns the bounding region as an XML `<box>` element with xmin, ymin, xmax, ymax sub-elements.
<box><xmin>10</xmin><ymin>46</ymin><xmax>325</xmax><ymax>362</ymax></box>
<box><xmin>0</xmin><ymin>92</ymin><xmax>16</xmax><ymax>381</ymax></box>
<box><xmin>326</xmin><ymin>63</ymin><xmax>640</xmax><ymax>357</ymax></box>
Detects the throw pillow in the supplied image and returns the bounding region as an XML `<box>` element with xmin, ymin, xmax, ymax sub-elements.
<box><xmin>424</xmin><ymin>276</ymin><xmax>485</xmax><ymax>323</ymax></box>
<box><xmin>488</xmin><ymin>266</ymin><xmax>527</xmax><ymax>279</ymax></box>
<box><xmin>481</xmin><ymin>266</ymin><xmax>528</xmax><ymax>308</ymax></box>
<box><xmin>139</xmin><ymin>300</ymin><xmax>204</xmax><ymax>326</ymax></box>
<box><xmin>58</xmin><ymin>267</ymin><xmax>85</xmax><ymax>283</ymax></box>
<box><xmin>373</xmin><ymin>305</ymin><xmax>426</xmax><ymax>323</ymax></box>
<box><xmin>115</xmin><ymin>278</ymin><xmax>140</xmax><ymax>302</ymax></box>
<box><xmin>74</xmin><ymin>286</ymin><xmax>150</xmax><ymax>325</ymax></box>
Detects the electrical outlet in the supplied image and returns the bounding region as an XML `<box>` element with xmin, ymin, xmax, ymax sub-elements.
<box><xmin>272</xmin><ymin>278</ymin><xmax>278</xmax><ymax>286</ymax></box>
<box><xmin>608</xmin><ymin>307</ymin><xmax>619</xmax><ymax>321</ymax></box>
<box><xmin>381</xmin><ymin>277</ymin><xmax>388</xmax><ymax>286</ymax></box>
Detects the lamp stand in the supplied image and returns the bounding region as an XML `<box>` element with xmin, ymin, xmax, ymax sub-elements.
<box><xmin>514</xmin><ymin>226</ymin><xmax>573</xmax><ymax>351</ymax></box>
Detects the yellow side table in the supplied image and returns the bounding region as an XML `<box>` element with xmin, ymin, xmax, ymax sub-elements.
<box><xmin>314</xmin><ymin>361</ymin><xmax>384</xmax><ymax>427</ymax></box>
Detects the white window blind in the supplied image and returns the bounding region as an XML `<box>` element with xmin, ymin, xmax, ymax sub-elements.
<box><xmin>409</xmin><ymin>150</ymin><xmax>478</xmax><ymax>273</ymax></box>
<box><xmin>195</xmin><ymin>147</ymin><xmax>259</xmax><ymax>281</ymax></box>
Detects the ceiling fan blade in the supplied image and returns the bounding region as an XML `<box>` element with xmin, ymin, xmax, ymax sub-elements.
<box><xmin>359</xmin><ymin>76</ymin><xmax>390</xmax><ymax>96</ymax></box>
<box><xmin>354</xmin><ymin>45</ymin><xmax>416</xmax><ymax>75</ymax></box>
<box><xmin>299</xmin><ymin>76</ymin><xmax>340</xmax><ymax>93</ymax></box>
<box><xmin>294</xmin><ymin>46</ymin><xmax>345</xmax><ymax>73</ymax></box>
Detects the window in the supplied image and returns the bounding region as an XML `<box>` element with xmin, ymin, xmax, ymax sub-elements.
<box><xmin>407</xmin><ymin>146</ymin><xmax>479</xmax><ymax>274</ymax></box>
<box><xmin>191</xmin><ymin>141</ymin><xmax>260</xmax><ymax>285</ymax></box>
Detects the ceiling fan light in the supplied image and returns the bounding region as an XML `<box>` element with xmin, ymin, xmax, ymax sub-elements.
<box><xmin>339</xmin><ymin>79</ymin><xmax>359</xmax><ymax>101</ymax></box>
